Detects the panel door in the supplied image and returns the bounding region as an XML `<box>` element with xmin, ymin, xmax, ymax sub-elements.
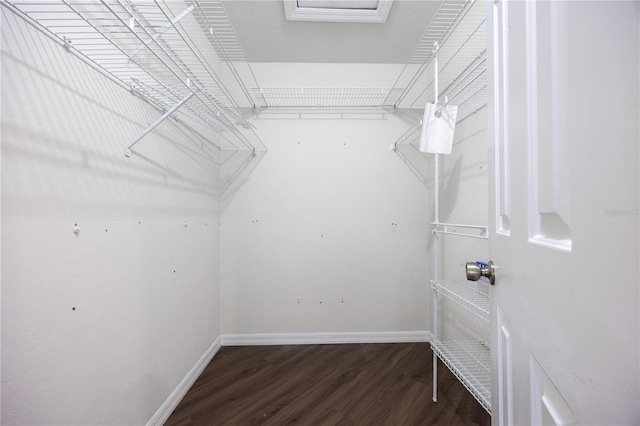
<box><xmin>488</xmin><ymin>1</ymin><xmax>639</xmax><ymax>425</ymax></box>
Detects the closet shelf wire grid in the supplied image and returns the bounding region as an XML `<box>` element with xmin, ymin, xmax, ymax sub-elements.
<box><xmin>254</xmin><ymin>0</ymin><xmax>485</xmax><ymax>112</ymax></box>
<box><xmin>390</xmin><ymin>0</ymin><xmax>486</xmax><ymax>149</ymax></box>
<box><xmin>253</xmin><ymin>87</ymin><xmax>402</xmax><ymax>111</ymax></box>
<box><xmin>391</xmin><ymin>65</ymin><xmax>486</xmax><ymax>148</ymax></box>
<box><xmin>430</xmin><ymin>280</ymin><xmax>490</xmax><ymax>322</ymax></box>
<box><xmin>7</xmin><ymin>0</ymin><xmax>266</xmax><ymax>152</ymax></box>
<box><xmin>431</xmin><ymin>340</ymin><xmax>491</xmax><ymax>414</ymax></box>
<box><xmin>8</xmin><ymin>0</ymin><xmax>486</xmax><ymax>117</ymax></box>
<box><xmin>387</xmin><ymin>0</ymin><xmax>486</xmax><ymax>110</ymax></box>
<box><xmin>391</xmin><ymin>49</ymin><xmax>486</xmax><ymax>148</ymax></box>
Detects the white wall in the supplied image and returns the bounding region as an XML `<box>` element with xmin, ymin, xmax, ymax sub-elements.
<box><xmin>220</xmin><ymin>113</ymin><xmax>430</xmax><ymax>334</ymax></box>
<box><xmin>1</xmin><ymin>7</ymin><xmax>221</xmax><ymax>425</ymax></box>
<box><xmin>219</xmin><ymin>63</ymin><xmax>431</xmax><ymax>335</ymax></box>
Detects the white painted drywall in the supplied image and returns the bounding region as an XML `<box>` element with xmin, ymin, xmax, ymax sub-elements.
<box><xmin>249</xmin><ymin>62</ymin><xmax>404</xmax><ymax>87</ymax></box>
<box><xmin>219</xmin><ymin>62</ymin><xmax>430</xmax><ymax>334</ymax></box>
<box><xmin>220</xmin><ymin>114</ymin><xmax>430</xmax><ymax>334</ymax></box>
<box><xmin>1</xmin><ymin>7</ymin><xmax>221</xmax><ymax>425</ymax></box>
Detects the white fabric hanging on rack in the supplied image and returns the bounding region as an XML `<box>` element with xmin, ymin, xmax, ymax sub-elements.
<box><xmin>419</xmin><ymin>102</ymin><xmax>458</xmax><ymax>154</ymax></box>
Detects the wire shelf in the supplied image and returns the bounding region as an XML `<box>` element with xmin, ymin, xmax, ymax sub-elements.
<box><xmin>7</xmin><ymin>0</ymin><xmax>266</xmax><ymax>152</ymax></box>
<box><xmin>254</xmin><ymin>0</ymin><xmax>486</xmax><ymax>114</ymax></box>
<box><xmin>388</xmin><ymin>0</ymin><xmax>486</xmax><ymax>112</ymax></box>
<box><xmin>385</xmin><ymin>0</ymin><xmax>468</xmax><ymax>106</ymax></box>
<box><xmin>254</xmin><ymin>87</ymin><xmax>402</xmax><ymax>110</ymax></box>
<box><xmin>8</xmin><ymin>0</ymin><xmax>485</xmax><ymax>121</ymax></box>
<box><xmin>437</xmin><ymin>52</ymin><xmax>487</xmax><ymax>123</ymax></box>
<box><xmin>431</xmin><ymin>340</ymin><xmax>491</xmax><ymax>414</ymax></box>
<box><xmin>431</xmin><ymin>280</ymin><xmax>490</xmax><ymax>322</ymax></box>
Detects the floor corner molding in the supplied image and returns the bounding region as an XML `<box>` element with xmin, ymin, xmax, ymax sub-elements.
<box><xmin>147</xmin><ymin>336</ymin><xmax>223</xmax><ymax>426</ymax></box>
<box><xmin>221</xmin><ymin>330</ymin><xmax>432</xmax><ymax>346</ymax></box>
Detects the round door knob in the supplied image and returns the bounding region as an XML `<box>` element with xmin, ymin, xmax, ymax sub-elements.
<box><xmin>466</xmin><ymin>261</ymin><xmax>495</xmax><ymax>285</ymax></box>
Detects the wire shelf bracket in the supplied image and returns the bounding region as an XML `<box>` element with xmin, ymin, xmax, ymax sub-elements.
<box><xmin>431</xmin><ymin>222</ymin><xmax>488</xmax><ymax>239</ymax></box>
<box><xmin>124</xmin><ymin>90</ymin><xmax>196</xmax><ymax>157</ymax></box>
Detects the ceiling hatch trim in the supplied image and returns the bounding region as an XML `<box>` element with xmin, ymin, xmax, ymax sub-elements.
<box><xmin>283</xmin><ymin>0</ymin><xmax>393</xmax><ymax>23</ymax></box>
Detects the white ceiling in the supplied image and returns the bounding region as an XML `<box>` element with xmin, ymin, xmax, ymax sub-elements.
<box><xmin>221</xmin><ymin>0</ymin><xmax>442</xmax><ymax>63</ymax></box>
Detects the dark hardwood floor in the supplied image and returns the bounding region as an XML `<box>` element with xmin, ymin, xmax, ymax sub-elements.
<box><xmin>165</xmin><ymin>343</ymin><xmax>490</xmax><ymax>425</ymax></box>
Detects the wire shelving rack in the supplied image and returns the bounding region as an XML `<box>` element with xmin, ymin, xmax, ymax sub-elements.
<box><xmin>388</xmin><ymin>0</ymin><xmax>487</xmax><ymax>110</ymax></box>
<box><xmin>252</xmin><ymin>0</ymin><xmax>487</xmax><ymax>115</ymax></box>
<box><xmin>253</xmin><ymin>87</ymin><xmax>402</xmax><ymax>112</ymax></box>
<box><xmin>430</xmin><ymin>225</ymin><xmax>492</xmax><ymax>414</ymax></box>
<box><xmin>6</xmin><ymin>0</ymin><xmax>266</xmax><ymax>154</ymax></box>
<box><xmin>8</xmin><ymin>0</ymin><xmax>487</xmax><ymax>124</ymax></box>
<box><xmin>431</xmin><ymin>280</ymin><xmax>490</xmax><ymax>323</ymax></box>
<box><xmin>431</xmin><ymin>340</ymin><xmax>492</xmax><ymax>413</ymax></box>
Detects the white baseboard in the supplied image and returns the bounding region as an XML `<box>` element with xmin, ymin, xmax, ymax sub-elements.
<box><xmin>148</xmin><ymin>330</ymin><xmax>432</xmax><ymax>425</ymax></box>
<box><xmin>222</xmin><ymin>330</ymin><xmax>432</xmax><ymax>346</ymax></box>
<box><xmin>146</xmin><ymin>335</ymin><xmax>223</xmax><ymax>426</ymax></box>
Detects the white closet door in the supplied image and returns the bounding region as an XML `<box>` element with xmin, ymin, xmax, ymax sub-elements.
<box><xmin>488</xmin><ymin>1</ymin><xmax>639</xmax><ymax>425</ymax></box>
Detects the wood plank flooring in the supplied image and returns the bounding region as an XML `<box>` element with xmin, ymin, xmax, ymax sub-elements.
<box><xmin>165</xmin><ymin>343</ymin><xmax>490</xmax><ymax>425</ymax></box>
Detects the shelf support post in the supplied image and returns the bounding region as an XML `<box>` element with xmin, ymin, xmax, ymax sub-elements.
<box><xmin>432</xmin><ymin>41</ymin><xmax>440</xmax><ymax>404</ymax></box>
<box><xmin>124</xmin><ymin>91</ymin><xmax>195</xmax><ymax>157</ymax></box>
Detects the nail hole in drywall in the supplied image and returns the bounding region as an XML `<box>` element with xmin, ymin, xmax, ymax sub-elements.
<box><xmin>72</xmin><ymin>307</ymin><xmax>76</xmax><ymax>311</ymax></box>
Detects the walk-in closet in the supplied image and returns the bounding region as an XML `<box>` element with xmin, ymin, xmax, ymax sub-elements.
<box><xmin>2</xmin><ymin>1</ymin><xmax>638</xmax><ymax>425</ymax></box>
